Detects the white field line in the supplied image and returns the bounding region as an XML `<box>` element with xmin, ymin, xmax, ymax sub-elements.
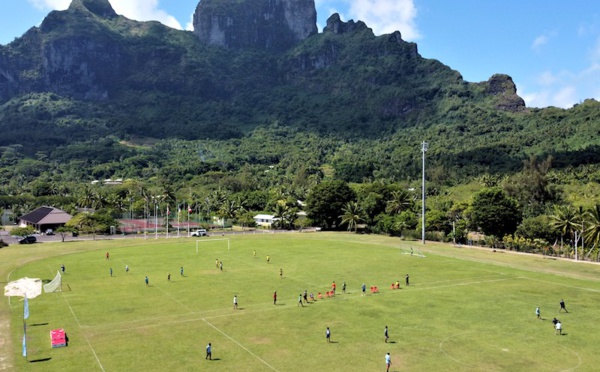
<box><xmin>84</xmin><ymin>333</ymin><xmax>106</xmax><ymax>372</ymax></box>
<box><xmin>62</xmin><ymin>293</ymin><xmax>105</xmax><ymax>371</ymax></box>
<box><xmin>62</xmin><ymin>293</ymin><xmax>82</xmax><ymax>328</ymax></box>
<box><xmin>203</xmin><ymin>318</ymin><xmax>281</xmax><ymax>372</ymax></box>
<box><xmin>520</xmin><ymin>276</ymin><xmax>600</xmax><ymax>293</ymax></box>
<box><xmin>87</xmin><ymin>276</ymin><xmax>518</xmax><ymax>333</ymax></box>
<box><xmin>153</xmin><ymin>284</ymin><xmax>195</xmax><ymax>313</ymax></box>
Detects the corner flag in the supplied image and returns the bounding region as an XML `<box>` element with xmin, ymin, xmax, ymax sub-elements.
<box><xmin>22</xmin><ymin>333</ymin><xmax>27</xmax><ymax>357</ymax></box>
<box><xmin>24</xmin><ymin>296</ymin><xmax>29</xmax><ymax>320</ymax></box>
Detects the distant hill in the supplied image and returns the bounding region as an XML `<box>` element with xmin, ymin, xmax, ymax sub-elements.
<box><xmin>0</xmin><ymin>0</ymin><xmax>599</xmax><ymax>183</ymax></box>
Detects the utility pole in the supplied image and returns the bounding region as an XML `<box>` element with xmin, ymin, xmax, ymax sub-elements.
<box><xmin>421</xmin><ymin>141</ymin><xmax>428</xmax><ymax>245</ymax></box>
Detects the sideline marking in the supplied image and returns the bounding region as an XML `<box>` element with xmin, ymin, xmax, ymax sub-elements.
<box><xmin>84</xmin><ymin>334</ymin><xmax>106</xmax><ymax>372</ymax></box>
<box><xmin>521</xmin><ymin>276</ymin><xmax>600</xmax><ymax>293</ymax></box>
<box><xmin>203</xmin><ymin>318</ymin><xmax>281</xmax><ymax>372</ymax></box>
<box><xmin>62</xmin><ymin>293</ymin><xmax>105</xmax><ymax>371</ymax></box>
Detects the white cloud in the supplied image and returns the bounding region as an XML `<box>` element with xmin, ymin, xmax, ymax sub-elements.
<box><xmin>536</xmin><ymin>70</ymin><xmax>559</xmax><ymax>86</ymax></box>
<box><xmin>346</xmin><ymin>0</ymin><xmax>420</xmax><ymax>40</ymax></box>
<box><xmin>185</xmin><ymin>13</ymin><xmax>195</xmax><ymax>32</ymax></box>
<box><xmin>531</xmin><ymin>35</ymin><xmax>548</xmax><ymax>52</ymax></box>
<box><xmin>27</xmin><ymin>0</ymin><xmax>183</xmax><ymax>30</ymax></box>
<box><xmin>110</xmin><ymin>0</ymin><xmax>182</xmax><ymax>29</ymax></box>
<box><xmin>27</xmin><ymin>0</ymin><xmax>70</xmax><ymax>10</ymax></box>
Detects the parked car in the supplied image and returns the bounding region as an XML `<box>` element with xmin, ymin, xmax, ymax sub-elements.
<box><xmin>191</xmin><ymin>229</ymin><xmax>208</xmax><ymax>237</ymax></box>
<box><xmin>18</xmin><ymin>236</ymin><xmax>37</xmax><ymax>244</ymax></box>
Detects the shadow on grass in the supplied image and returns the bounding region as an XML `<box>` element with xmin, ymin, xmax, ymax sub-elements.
<box><xmin>29</xmin><ymin>357</ymin><xmax>52</xmax><ymax>363</ymax></box>
<box><xmin>30</xmin><ymin>323</ymin><xmax>49</xmax><ymax>327</ymax></box>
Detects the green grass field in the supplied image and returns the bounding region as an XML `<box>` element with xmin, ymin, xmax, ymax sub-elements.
<box><xmin>3</xmin><ymin>233</ymin><xmax>600</xmax><ymax>371</ymax></box>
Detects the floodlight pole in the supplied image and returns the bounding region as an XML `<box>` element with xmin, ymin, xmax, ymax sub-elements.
<box><xmin>153</xmin><ymin>197</ymin><xmax>158</xmax><ymax>239</ymax></box>
<box><xmin>421</xmin><ymin>141</ymin><xmax>428</xmax><ymax>245</ymax></box>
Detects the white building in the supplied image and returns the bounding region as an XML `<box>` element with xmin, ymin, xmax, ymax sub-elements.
<box><xmin>253</xmin><ymin>214</ymin><xmax>279</xmax><ymax>228</ymax></box>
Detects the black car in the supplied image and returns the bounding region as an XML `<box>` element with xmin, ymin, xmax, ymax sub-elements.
<box><xmin>18</xmin><ymin>236</ymin><xmax>37</xmax><ymax>244</ymax></box>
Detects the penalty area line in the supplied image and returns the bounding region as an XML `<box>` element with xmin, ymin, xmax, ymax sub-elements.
<box><xmin>203</xmin><ymin>318</ymin><xmax>281</xmax><ymax>372</ymax></box>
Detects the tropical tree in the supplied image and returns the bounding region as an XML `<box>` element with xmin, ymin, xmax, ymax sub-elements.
<box><xmin>469</xmin><ymin>187</ymin><xmax>522</xmax><ymax>238</ymax></box>
<box><xmin>340</xmin><ymin>201</ymin><xmax>364</xmax><ymax>232</ymax></box>
<box><xmin>584</xmin><ymin>204</ymin><xmax>600</xmax><ymax>260</ymax></box>
<box><xmin>549</xmin><ymin>205</ymin><xmax>577</xmax><ymax>256</ymax></box>
<box><xmin>306</xmin><ymin>180</ymin><xmax>355</xmax><ymax>229</ymax></box>
<box><xmin>386</xmin><ymin>189</ymin><xmax>414</xmax><ymax>215</ymax></box>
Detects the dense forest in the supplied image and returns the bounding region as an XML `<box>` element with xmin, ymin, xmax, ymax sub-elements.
<box><xmin>1</xmin><ymin>0</ymin><xmax>600</xmax><ymax>258</ymax></box>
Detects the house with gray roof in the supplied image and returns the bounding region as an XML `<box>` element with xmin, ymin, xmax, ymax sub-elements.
<box><xmin>19</xmin><ymin>207</ymin><xmax>72</xmax><ymax>232</ymax></box>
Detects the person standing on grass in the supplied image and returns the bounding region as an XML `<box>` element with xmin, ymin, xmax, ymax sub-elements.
<box><xmin>385</xmin><ymin>352</ymin><xmax>392</xmax><ymax>372</ymax></box>
<box><xmin>267</xmin><ymin>255</ymin><xmax>270</xmax><ymax>264</ymax></box>
<box><xmin>253</xmin><ymin>250</ymin><xmax>256</xmax><ymax>258</ymax></box>
<box><xmin>106</xmin><ymin>252</ymin><xmax>109</xmax><ymax>260</ymax></box>
<box><xmin>560</xmin><ymin>299</ymin><xmax>568</xmax><ymax>313</ymax></box>
<box><xmin>219</xmin><ymin>261</ymin><xmax>223</xmax><ymax>271</ymax></box>
<box><xmin>362</xmin><ymin>283</ymin><xmax>366</xmax><ymax>295</ymax></box>
<box><xmin>298</xmin><ymin>294</ymin><xmax>304</xmax><ymax>307</ymax></box>
<box><xmin>126</xmin><ymin>265</ymin><xmax>129</xmax><ymax>273</ymax></box>
<box><xmin>205</xmin><ymin>343</ymin><xmax>212</xmax><ymax>360</ymax></box>
<box><xmin>303</xmin><ymin>290</ymin><xmax>308</xmax><ymax>304</ymax></box>
<box><xmin>110</xmin><ymin>268</ymin><xmax>113</xmax><ymax>277</ymax></box>
<box><xmin>536</xmin><ymin>306</ymin><xmax>541</xmax><ymax>320</ymax></box>
<box><xmin>326</xmin><ymin>327</ymin><xmax>331</xmax><ymax>343</ymax></box>
<box><xmin>61</xmin><ymin>264</ymin><xmax>65</xmax><ymax>274</ymax></box>
<box><xmin>555</xmin><ymin>321</ymin><xmax>562</xmax><ymax>335</ymax></box>
<box><xmin>215</xmin><ymin>259</ymin><xmax>219</xmax><ymax>269</ymax></box>
<box><xmin>233</xmin><ymin>295</ymin><xmax>238</xmax><ymax>309</ymax></box>
<box><xmin>167</xmin><ymin>273</ymin><xmax>171</xmax><ymax>282</ymax></box>
<box><xmin>342</xmin><ymin>281</ymin><xmax>346</xmax><ymax>294</ymax></box>
<box><xmin>332</xmin><ymin>281</ymin><xmax>336</xmax><ymax>294</ymax></box>
<box><xmin>280</xmin><ymin>268</ymin><xmax>283</xmax><ymax>278</ymax></box>
<box><xmin>310</xmin><ymin>292</ymin><xmax>314</xmax><ymax>302</ymax></box>
<box><xmin>384</xmin><ymin>326</ymin><xmax>389</xmax><ymax>343</ymax></box>
<box><xmin>273</xmin><ymin>291</ymin><xmax>277</xmax><ymax>305</ymax></box>
<box><xmin>145</xmin><ymin>276</ymin><xmax>149</xmax><ymax>286</ymax></box>
<box><xmin>180</xmin><ymin>266</ymin><xmax>183</xmax><ymax>276</ymax></box>
<box><xmin>405</xmin><ymin>274</ymin><xmax>410</xmax><ymax>286</ymax></box>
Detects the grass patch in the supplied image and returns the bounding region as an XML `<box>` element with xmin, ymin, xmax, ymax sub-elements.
<box><xmin>3</xmin><ymin>233</ymin><xmax>600</xmax><ymax>371</ymax></box>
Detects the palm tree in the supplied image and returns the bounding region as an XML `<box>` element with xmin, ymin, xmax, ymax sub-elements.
<box><xmin>272</xmin><ymin>203</ymin><xmax>288</xmax><ymax>230</ymax></box>
<box><xmin>584</xmin><ymin>204</ymin><xmax>600</xmax><ymax>260</ymax></box>
<box><xmin>340</xmin><ymin>201</ymin><xmax>364</xmax><ymax>233</ymax></box>
<box><xmin>550</xmin><ymin>205</ymin><xmax>577</xmax><ymax>257</ymax></box>
<box><xmin>386</xmin><ymin>190</ymin><xmax>413</xmax><ymax>215</ymax></box>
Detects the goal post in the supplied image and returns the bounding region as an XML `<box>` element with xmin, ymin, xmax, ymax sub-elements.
<box><xmin>43</xmin><ymin>271</ymin><xmax>62</xmax><ymax>293</ymax></box>
<box><xmin>196</xmin><ymin>238</ymin><xmax>230</xmax><ymax>253</ymax></box>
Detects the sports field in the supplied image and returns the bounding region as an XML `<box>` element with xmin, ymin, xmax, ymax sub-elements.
<box><xmin>3</xmin><ymin>232</ymin><xmax>600</xmax><ymax>371</ymax></box>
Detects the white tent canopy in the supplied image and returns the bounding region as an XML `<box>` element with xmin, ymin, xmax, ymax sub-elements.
<box><xmin>4</xmin><ymin>277</ymin><xmax>43</xmax><ymax>298</ymax></box>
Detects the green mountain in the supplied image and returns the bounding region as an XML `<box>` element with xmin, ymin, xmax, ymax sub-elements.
<box><xmin>0</xmin><ymin>0</ymin><xmax>599</xmax><ymax>185</ymax></box>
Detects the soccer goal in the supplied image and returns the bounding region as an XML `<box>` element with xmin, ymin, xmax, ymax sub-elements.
<box><xmin>43</xmin><ymin>271</ymin><xmax>62</xmax><ymax>293</ymax></box>
<box><xmin>196</xmin><ymin>238</ymin><xmax>230</xmax><ymax>253</ymax></box>
<box><xmin>401</xmin><ymin>247</ymin><xmax>426</xmax><ymax>258</ymax></box>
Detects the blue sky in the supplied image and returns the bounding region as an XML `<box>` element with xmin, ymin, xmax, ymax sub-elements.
<box><xmin>1</xmin><ymin>0</ymin><xmax>600</xmax><ymax>109</ymax></box>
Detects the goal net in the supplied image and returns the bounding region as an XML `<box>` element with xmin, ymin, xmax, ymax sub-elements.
<box><xmin>401</xmin><ymin>247</ymin><xmax>426</xmax><ymax>258</ymax></box>
<box><xmin>43</xmin><ymin>271</ymin><xmax>62</xmax><ymax>293</ymax></box>
<box><xmin>196</xmin><ymin>238</ymin><xmax>230</xmax><ymax>253</ymax></box>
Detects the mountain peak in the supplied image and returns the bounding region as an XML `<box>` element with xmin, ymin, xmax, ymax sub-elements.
<box><xmin>193</xmin><ymin>0</ymin><xmax>317</xmax><ymax>52</ymax></box>
<box><xmin>68</xmin><ymin>0</ymin><xmax>117</xmax><ymax>18</ymax></box>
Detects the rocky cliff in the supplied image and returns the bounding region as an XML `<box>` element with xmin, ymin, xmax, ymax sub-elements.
<box><xmin>193</xmin><ymin>0</ymin><xmax>318</xmax><ymax>52</ymax></box>
<box><xmin>0</xmin><ymin>0</ymin><xmax>121</xmax><ymax>100</ymax></box>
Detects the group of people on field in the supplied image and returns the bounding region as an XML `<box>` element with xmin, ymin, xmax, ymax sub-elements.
<box><xmin>536</xmin><ymin>299</ymin><xmax>568</xmax><ymax>335</ymax></box>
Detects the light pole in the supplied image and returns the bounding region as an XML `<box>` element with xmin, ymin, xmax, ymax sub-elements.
<box><xmin>153</xmin><ymin>197</ymin><xmax>158</xmax><ymax>239</ymax></box>
<box><xmin>421</xmin><ymin>141</ymin><xmax>428</xmax><ymax>245</ymax></box>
